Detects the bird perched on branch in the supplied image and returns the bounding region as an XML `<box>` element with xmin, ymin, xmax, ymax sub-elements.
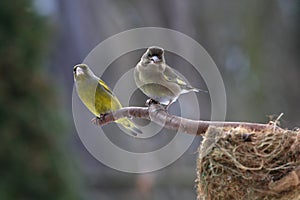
<box><xmin>134</xmin><ymin>46</ymin><xmax>206</xmax><ymax>108</ymax></box>
<box><xmin>73</xmin><ymin>64</ymin><xmax>142</xmax><ymax>136</ymax></box>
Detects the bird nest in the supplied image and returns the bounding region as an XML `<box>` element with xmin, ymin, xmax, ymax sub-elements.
<box><xmin>196</xmin><ymin>126</ymin><xmax>300</xmax><ymax>200</ymax></box>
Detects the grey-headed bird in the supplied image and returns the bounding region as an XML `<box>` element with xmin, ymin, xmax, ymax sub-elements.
<box><xmin>134</xmin><ymin>46</ymin><xmax>206</xmax><ymax>107</ymax></box>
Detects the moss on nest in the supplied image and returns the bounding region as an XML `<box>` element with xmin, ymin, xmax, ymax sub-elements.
<box><xmin>196</xmin><ymin>126</ymin><xmax>300</xmax><ymax>200</ymax></box>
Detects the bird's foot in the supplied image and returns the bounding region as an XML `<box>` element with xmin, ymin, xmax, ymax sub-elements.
<box><xmin>145</xmin><ymin>99</ymin><xmax>169</xmax><ymax>112</ymax></box>
<box><xmin>145</xmin><ymin>99</ymin><xmax>160</xmax><ymax>106</ymax></box>
<box><xmin>91</xmin><ymin>114</ymin><xmax>107</xmax><ymax>125</ymax></box>
<box><xmin>91</xmin><ymin>117</ymin><xmax>100</xmax><ymax>125</ymax></box>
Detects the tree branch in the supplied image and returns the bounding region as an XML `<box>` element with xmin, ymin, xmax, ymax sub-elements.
<box><xmin>93</xmin><ymin>104</ymin><xmax>284</xmax><ymax>135</ymax></box>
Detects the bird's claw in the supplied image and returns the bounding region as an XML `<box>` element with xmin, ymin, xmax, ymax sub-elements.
<box><xmin>91</xmin><ymin>117</ymin><xmax>100</xmax><ymax>125</ymax></box>
<box><xmin>145</xmin><ymin>99</ymin><xmax>159</xmax><ymax>106</ymax></box>
<box><xmin>91</xmin><ymin>114</ymin><xmax>107</xmax><ymax>125</ymax></box>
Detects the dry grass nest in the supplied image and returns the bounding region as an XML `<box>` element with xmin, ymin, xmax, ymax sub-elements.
<box><xmin>196</xmin><ymin>126</ymin><xmax>300</xmax><ymax>200</ymax></box>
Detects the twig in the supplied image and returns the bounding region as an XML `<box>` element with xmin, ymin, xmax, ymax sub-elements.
<box><xmin>93</xmin><ymin>104</ymin><xmax>284</xmax><ymax>135</ymax></box>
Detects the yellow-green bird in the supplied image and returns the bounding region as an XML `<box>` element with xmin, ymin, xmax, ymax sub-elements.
<box><xmin>134</xmin><ymin>46</ymin><xmax>206</xmax><ymax>107</ymax></box>
<box><xmin>73</xmin><ymin>64</ymin><xmax>142</xmax><ymax>136</ymax></box>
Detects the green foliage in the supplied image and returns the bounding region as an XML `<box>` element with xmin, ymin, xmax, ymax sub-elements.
<box><xmin>0</xmin><ymin>1</ymin><xmax>80</xmax><ymax>199</ymax></box>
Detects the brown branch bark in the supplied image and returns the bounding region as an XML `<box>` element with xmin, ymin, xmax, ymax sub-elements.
<box><xmin>93</xmin><ymin>104</ymin><xmax>284</xmax><ymax>135</ymax></box>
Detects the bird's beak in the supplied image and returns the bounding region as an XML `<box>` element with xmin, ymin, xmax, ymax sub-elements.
<box><xmin>75</xmin><ymin>67</ymin><xmax>84</xmax><ymax>76</ymax></box>
<box><xmin>150</xmin><ymin>56</ymin><xmax>160</xmax><ymax>63</ymax></box>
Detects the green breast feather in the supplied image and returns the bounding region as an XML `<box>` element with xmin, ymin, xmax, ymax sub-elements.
<box><xmin>77</xmin><ymin>79</ymin><xmax>122</xmax><ymax>116</ymax></box>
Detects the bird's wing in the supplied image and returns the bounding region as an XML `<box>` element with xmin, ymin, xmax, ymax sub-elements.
<box><xmin>98</xmin><ymin>79</ymin><xmax>113</xmax><ymax>95</ymax></box>
<box><xmin>162</xmin><ymin>65</ymin><xmax>188</xmax><ymax>87</ymax></box>
<box><xmin>97</xmin><ymin>79</ymin><xmax>123</xmax><ymax>108</ymax></box>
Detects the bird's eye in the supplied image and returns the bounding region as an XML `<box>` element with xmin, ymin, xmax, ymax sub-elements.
<box><xmin>73</xmin><ymin>67</ymin><xmax>77</xmax><ymax>72</ymax></box>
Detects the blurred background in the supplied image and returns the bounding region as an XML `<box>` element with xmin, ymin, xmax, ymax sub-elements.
<box><xmin>0</xmin><ymin>0</ymin><xmax>299</xmax><ymax>199</ymax></box>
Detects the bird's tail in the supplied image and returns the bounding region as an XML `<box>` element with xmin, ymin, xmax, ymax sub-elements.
<box><xmin>116</xmin><ymin>118</ymin><xmax>142</xmax><ymax>136</ymax></box>
<box><xmin>191</xmin><ymin>87</ymin><xmax>208</xmax><ymax>93</ymax></box>
<box><xmin>182</xmin><ymin>85</ymin><xmax>208</xmax><ymax>94</ymax></box>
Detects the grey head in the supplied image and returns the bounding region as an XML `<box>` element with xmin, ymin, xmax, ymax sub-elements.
<box><xmin>141</xmin><ymin>46</ymin><xmax>165</xmax><ymax>66</ymax></box>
